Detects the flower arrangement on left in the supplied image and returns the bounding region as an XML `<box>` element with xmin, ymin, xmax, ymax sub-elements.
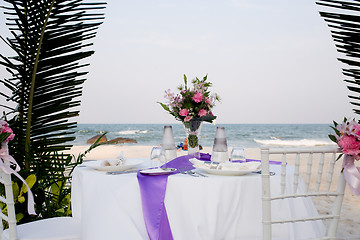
<box><xmin>0</xmin><ymin>120</ymin><xmax>36</xmax><ymax>216</ymax></box>
<box><xmin>0</xmin><ymin>120</ymin><xmax>15</xmax><ymax>145</ymax></box>
<box><xmin>329</xmin><ymin>118</ymin><xmax>360</xmax><ymax>195</ymax></box>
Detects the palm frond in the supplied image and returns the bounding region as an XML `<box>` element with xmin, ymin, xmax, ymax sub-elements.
<box><xmin>317</xmin><ymin>0</ymin><xmax>360</xmax><ymax>114</ymax></box>
<box><xmin>0</xmin><ymin>0</ymin><xmax>106</xmax><ymax>168</ymax></box>
<box><xmin>0</xmin><ymin>0</ymin><xmax>106</xmax><ymax>222</ymax></box>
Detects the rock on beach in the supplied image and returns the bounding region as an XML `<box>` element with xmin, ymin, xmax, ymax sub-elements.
<box><xmin>86</xmin><ymin>134</ymin><xmax>108</xmax><ymax>144</ymax></box>
<box><xmin>87</xmin><ymin>135</ymin><xmax>137</xmax><ymax>144</ymax></box>
<box><xmin>107</xmin><ymin>137</ymin><xmax>137</xmax><ymax>144</ymax></box>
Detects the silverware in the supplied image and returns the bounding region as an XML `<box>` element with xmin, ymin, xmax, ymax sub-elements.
<box><xmin>186</xmin><ymin>170</ymin><xmax>199</xmax><ymax>177</ymax></box>
<box><xmin>187</xmin><ymin>169</ymin><xmax>207</xmax><ymax>177</ymax></box>
<box><xmin>106</xmin><ymin>169</ymin><xmax>141</xmax><ymax>175</ymax></box>
<box><xmin>178</xmin><ymin>168</ymin><xmax>198</xmax><ymax>177</ymax></box>
<box><xmin>193</xmin><ymin>171</ymin><xmax>208</xmax><ymax>177</ymax></box>
<box><xmin>252</xmin><ymin>170</ymin><xmax>275</xmax><ymax>176</ymax></box>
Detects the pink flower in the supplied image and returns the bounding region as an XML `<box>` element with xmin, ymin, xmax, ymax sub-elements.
<box><xmin>179</xmin><ymin>109</ymin><xmax>189</xmax><ymax>116</ymax></box>
<box><xmin>338</xmin><ymin>135</ymin><xmax>360</xmax><ymax>155</ymax></box>
<box><xmin>6</xmin><ymin>133</ymin><xmax>15</xmax><ymax>142</ymax></box>
<box><xmin>3</xmin><ymin>126</ymin><xmax>12</xmax><ymax>134</ymax></box>
<box><xmin>192</xmin><ymin>92</ymin><xmax>203</xmax><ymax>103</ymax></box>
<box><xmin>198</xmin><ymin>109</ymin><xmax>207</xmax><ymax>117</ymax></box>
<box><xmin>0</xmin><ymin>120</ymin><xmax>8</xmax><ymax>132</ymax></box>
<box><xmin>205</xmin><ymin>98</ymin><xmax>211</xmax><ymax>104</ymax></box>
<box><xmin>349</xmin><ymin>122</ymin><xmax>360</xmax><ymax>139</ymax></box>
<box><xmin>184</xmin><ymin>115</ymin><xmax>193</xmax><ymax>122</ymax></box>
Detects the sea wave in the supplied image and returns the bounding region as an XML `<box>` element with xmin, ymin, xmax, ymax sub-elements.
<box><xmin>117</xmin><ymin>130</ymin><xmax>149</xmax><ymax>135</ymax></box>
<box><xmin>254</xmin><ymin>138</ymin><xmax>336</xmax><ymax>147</ymax></box>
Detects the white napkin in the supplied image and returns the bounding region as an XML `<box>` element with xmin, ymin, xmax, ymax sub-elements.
<box><xmin>100</xmin><ymin>151</ymin><xmax>127</xmax><ymax>167</ymax></box>
<box><xmin>220</xmin><ymin>162</ymin><xmax>260</xmax><ymax>171</ymax></box>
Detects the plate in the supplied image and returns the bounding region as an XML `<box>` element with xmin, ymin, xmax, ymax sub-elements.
<box><xmin>140</xmin><ymin>168</ymin><xmax>177</xmax><ymax>175</ymax></box>
<box><xmin>84</xmin><ymin>158</ymin><xmax>144</xmax><ymax>172</ymax></box>
<box><xmin>193</xmin><ymin>165</ymin><xmax>256</xmax><ymax>176</ymax></box>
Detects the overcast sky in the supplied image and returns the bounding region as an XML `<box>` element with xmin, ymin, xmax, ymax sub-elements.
<box><xmin>0</xmin><ymin>0</ymin><xmax>357</xmax><ymax>124</ymax></box>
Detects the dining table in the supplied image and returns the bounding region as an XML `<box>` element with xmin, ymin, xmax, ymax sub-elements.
<box><xmin>71</xmin><ymin>155</ymin><xmax>325</xmax><ymax>240</ymax></box>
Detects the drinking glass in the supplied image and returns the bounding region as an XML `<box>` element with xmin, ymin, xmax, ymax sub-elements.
<box><xmin>230</xmin><ymin>147</ymin><xmax>246</xmax><ymax>162</ymax></box>
<box><xmin>150</xmin><ymin>146</ymin><xmax>165</xmax><ymax>168</ymax></box>
<box><xmin>211</xmin><ymin>126</ymin><xmax>229</xmax><ymax>163</ymax></box>
<box><xmin>162</xmin><ymin>126</ymin><xmax>177</xmax><ymax>161</ymax></box>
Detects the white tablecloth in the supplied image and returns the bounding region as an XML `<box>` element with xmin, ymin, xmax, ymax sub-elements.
<box><xmin>71</xmin><ymin>159</ymin><xmax>325</xmax><ymax>240</ymax></box>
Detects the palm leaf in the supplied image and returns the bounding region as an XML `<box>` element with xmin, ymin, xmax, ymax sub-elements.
<box><xmin>0</xmin><ymin>0</ymin><xmax>105</xmax><ymax>169</ymax></box>
<box><xmin>0</xmin><ymin>0</ymin><xmax>106</xmax><ymax>222</ymax></box>
<box><xmin>317</xmin><ymin>0</ymin><xmax>360</xmax><ymax>115</ymax></box>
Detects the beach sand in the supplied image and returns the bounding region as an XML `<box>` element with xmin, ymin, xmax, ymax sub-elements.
<box><xmin>65</xmin><ymin>145</ymin><xmax>360</xmax><ymax>240</ymax></box>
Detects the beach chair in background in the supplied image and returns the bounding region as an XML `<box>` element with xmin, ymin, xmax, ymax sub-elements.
<box><xmin>0</xmin><ymin>165</ymin><xmax>81</xmax><ymax>240</ymax></box>
<box><xmin>261</xmin><ymin>147</ymin><xmax>345</xmax><ymax>240</ymax></box>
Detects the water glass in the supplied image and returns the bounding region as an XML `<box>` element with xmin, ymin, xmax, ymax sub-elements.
<box><xmin>162</xmin><ymin>125</ymin><xmax>177</xmax><ymax>162</ymax></box>
<box><xmin>211</xmin><ymin>126</ymin><xmax>229</xmax><ymax>163</ymax></box>
<box><xmin>230</xmin><ymin>147</ymin><xmax>246</xmax><ymax>162</ymax></box>
<box><xmin>150</xmin><ymin>146</ymin><xmax>165</xmax><ymax>168</ymax></box>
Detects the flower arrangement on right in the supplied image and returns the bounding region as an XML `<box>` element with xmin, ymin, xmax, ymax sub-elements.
<box><xmin>329</xmin><ymin>118</ymin><xmax>360</xmax><ymax>195</ymax></box>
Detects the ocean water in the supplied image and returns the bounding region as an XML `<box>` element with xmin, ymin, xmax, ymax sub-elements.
<box><xmin>72</xmin><ymin>123</ymin><xmax>336</xmax><ymax>148</ymax></box>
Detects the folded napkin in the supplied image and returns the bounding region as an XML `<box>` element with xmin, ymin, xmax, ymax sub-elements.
<box><xmin>100</xmin><ymin>152</ymin><xmax>127</xmax><ymax>167</ymax></box>
<box><xmin>100</xmin><ymin>159</ymin><xmax>123</xmax><ymax>167</ymax></box>
<box><xmin>190</xmin><ymin>158</ymin><xmax>261</xmax><ymax>171</ymax></box>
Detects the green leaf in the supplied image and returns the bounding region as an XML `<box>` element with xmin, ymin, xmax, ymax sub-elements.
<box><xmin>183</xmin><ymin>74</ymin><xmax>187</xmax><ymax>89</ymax></box>
<box><xmin>0</xmin><ymin>133</ymin><xmax>11</xmax><ymax>143</ymax></box>
<box><xmin>12</xmin><ymin>182</ymin><xmax>20</xmax><ymax>199</ymax></box>
<box><xmin>55</xmin><ymin>208</ymin><xmax>65</xmax><ymax>213</ymax></box>
<box><xmin>328</xmin><ymin>134</ymin><xmax>338</xmax><ymax>143</ymax></box>
<box><xmin>158</xmin><ymin>102</ymin><xmax>171</xmax><ymax>112</ymax></box>
<box><xmin>20</xmin><ymin>174</ymin><xmax>36</xmax><ymax>195</ymax></box>
<box><xmin>18</xmin><ymin>196</ymin><xmax>25</xmax><ymax>204</ymax></box>
<box><xmin>16</xmin><ymin>213</ymin><xmax>24</xmax><ymax>223</ymax></box>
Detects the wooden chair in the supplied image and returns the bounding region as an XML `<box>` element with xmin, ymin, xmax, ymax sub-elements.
<box><xmin>0</xmin><ymin>161</ymin><xmax>81</xmax><ymax>240</ymax></box>
<box><xmin>261</xmin><ymin>147</ymin><xmax>346</xmax><ymax>240</ymax></box>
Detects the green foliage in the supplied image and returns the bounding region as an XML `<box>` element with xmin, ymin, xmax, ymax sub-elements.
<box><xmin>0</xmin><ymin>0</ymin><xmax>106</xmax><ymax>223</ymax></box>
<box><xmin>187</xmin><ymin>134</ymin><xmax>198</xmax><ymax>148</ymax></box>
<box><xmin>1</xmin><ymin>174</ymin><xmax>36</xmax><ymax>225</ymax></box>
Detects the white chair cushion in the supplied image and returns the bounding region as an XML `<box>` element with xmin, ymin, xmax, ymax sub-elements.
<box><xmin>2</xmin><ymin>217</ymin><xmax>80</xmax><ymax>240</ymax></box>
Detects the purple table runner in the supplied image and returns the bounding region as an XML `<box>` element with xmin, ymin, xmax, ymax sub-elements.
<box><xmin>137</xmin><ymin>154</ymin><xmax>281</xmax><ymax>240</ymax></box>
<box><xmin>137</xmin><ymin>153</ymin><xmax>209</xmax><ymax>240</ymax></box>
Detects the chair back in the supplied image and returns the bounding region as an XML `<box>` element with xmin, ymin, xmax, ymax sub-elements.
<box><xmin>0</xmin><ymin>159</ymin><xmax>18</xmax><ymax>240</ymax></box>
<box><xmin>261</xmin><ymin>146</ymin><xmax>346</xmax><ymax>240</ymax></box>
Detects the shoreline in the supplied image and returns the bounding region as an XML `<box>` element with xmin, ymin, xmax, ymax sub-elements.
<box><xmin>64</xmin><ymin>145</ymin><xmax>360</xmax><ymax>239</ymax></box>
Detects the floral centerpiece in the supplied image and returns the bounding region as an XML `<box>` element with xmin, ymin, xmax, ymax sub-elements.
<box><xmin>329</xmin><ymin>118</ymin><xmax>360</xmax><ymax>195</ymax></box>
<box><xmin>0</xmin><ymin>120</ymin><xmax>15</xmax><ymax>146</ymax></box>
<box><xmin>0</xmin><ymin>120</ymin><xmax>36</xmax><ymax>214</ymax></box>
<box><xmin>159</xmin><ymin>74</ymin><xmax>220</xmax><ymax>154</ymax></box>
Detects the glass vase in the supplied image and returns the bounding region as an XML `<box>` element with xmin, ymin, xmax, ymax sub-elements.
<box><xmin>183</xmin><ymin>120</ymin><xmax>203</xmax><ymax>158</ymax></box>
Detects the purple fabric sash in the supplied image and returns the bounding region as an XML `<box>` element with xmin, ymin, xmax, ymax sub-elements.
<box><xmin>137</xmin><ymin>153</ymin><xmax>280</xmax><ymax>240</ymax></box>
<box><xmin>137</xmin><ymin>154</ymin><xmax>209</xmax><ymax>240</ymax></box>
